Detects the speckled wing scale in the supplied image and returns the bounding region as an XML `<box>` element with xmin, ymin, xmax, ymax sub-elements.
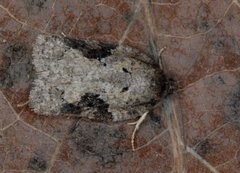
<box><xmin>30</xmin><ymin>35</ymin><xmax>163</xmax><ymax>122</ymax></box>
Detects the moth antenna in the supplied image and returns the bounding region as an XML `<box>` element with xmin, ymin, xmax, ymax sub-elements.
<box><xmin>128</xmin><ymin>111</ymin><xmax>149</xmax><ymax>151</ymax></box>
<box><xmin>158</xmin><ymin>47</ymin><xmax>166</xmax><ymax>70</ymax></box>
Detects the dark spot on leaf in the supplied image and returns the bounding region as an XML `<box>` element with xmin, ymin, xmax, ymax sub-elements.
<box><xmin>64</xmin><ymin>37</ymin><xmax>117</xmax><ymax>60</ymax></box>
<box><xmin>224</xmin><ymin>82</ymin><xmax>240</xmax><ymax>126</ymax></box>
<box><xmin>198</xmin><ymin>21</ymin><xmax>210</xmax><ymax>32</ymax></box>
<box><xmin>214</xmin><ymin>75</ymin><xmax>225</xmax><ymax>85</ymax></box>
<box><xmin>0</xmin><ymin>43</ymin><xmax>33</xmax><ymax>88</ymax></box>
<box><xmin>195</xmin><ymin>139</ymin><xmax>214</xmax><ymax>158</ymax></box>
<box><xmin>209</xmin><ymin>33</ymin><xmax>240</xmax><ymax>55</ymax></box>
<box><xmin>28</xmin><ymin>156</ymin><xmax>47</xmax><ymax>171</ymax></box>
<box><xmin>69</xmin><ymin>122</ymin><xmax>128</xmax><ymax>168</ymax></box>
<box><xmin>214</xmin><ymin>40</ymin><xmax>225</xmax><ymax>50</ymax></box>
<box><xmin>227</xmin><ymin>14</ymin><xmax>235</xmax><ymax>21</ymax></box>
<box><xmin>24</xmin><ymin>0</ymin><xmax>48</xmax><ymax>15</ymax></box>
<box><xmin>0</xmin><ymin>54</ymin><xmax>10</xmax><ymax>71</ymax></box>
<box><xmin>196</xmin><ymin>4</ymin><xmax>212</xmax><ymax>32</ymax></box>
<box><xmin>123</xmin><ymin>12</ymin><xmax>134</xmax><ymax>23</ymax></box>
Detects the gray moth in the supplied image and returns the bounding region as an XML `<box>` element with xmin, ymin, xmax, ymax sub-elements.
<box><xmin>29</xmin><ymin>35</ymin><xmax>164</xmax><ymax>122</ymax></box>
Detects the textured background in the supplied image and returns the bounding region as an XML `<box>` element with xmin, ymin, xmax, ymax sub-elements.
<box><xmin>0</xmin><ymin>0</ymin><xmax>240</xmax><ymax>173</ymax></box>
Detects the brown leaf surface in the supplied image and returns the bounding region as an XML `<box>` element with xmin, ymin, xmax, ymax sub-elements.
<box><xmin>0</xmin><ymin>0</ymin><xmax>240</xmax><ymax>172</ymax></box>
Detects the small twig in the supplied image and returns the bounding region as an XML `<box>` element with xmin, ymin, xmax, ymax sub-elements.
<box><xmin>128</xmin><ymin>111</ymin><xmax>149</xmax><ymax>151</ymax></box>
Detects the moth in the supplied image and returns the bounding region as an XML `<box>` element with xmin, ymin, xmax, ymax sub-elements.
<box><xmin>30</xmin><ymin>35</ymin><xmax>166</xmax><ymax>122</ymax></box>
